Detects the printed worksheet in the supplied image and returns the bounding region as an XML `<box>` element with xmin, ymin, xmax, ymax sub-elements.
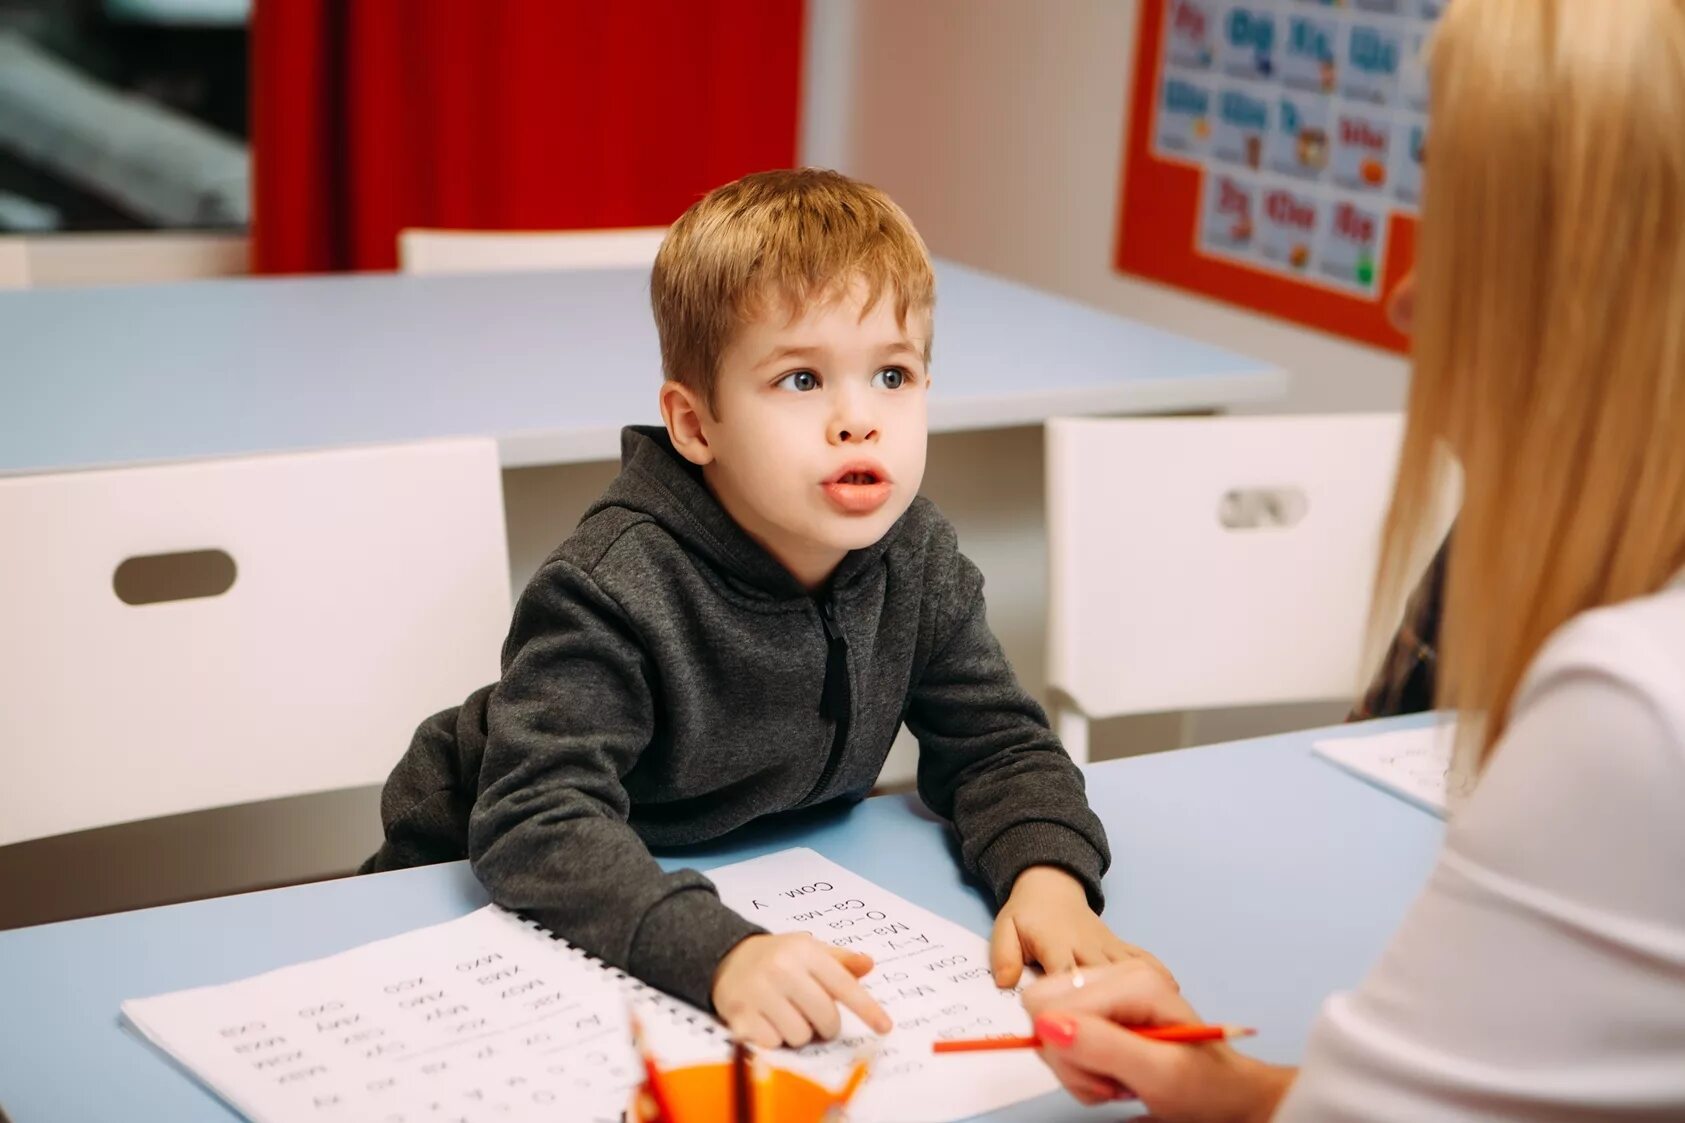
<box><xmin>121</xmin><ymin>848</ymin><xmax>1059</xmax><ymax>1123</ymax></box>
<box><xmin>122</xmin><ymin>906</ymin><xmax>672</xmax><ymax>1123</ymax></box>
<box><xmin>709</xmin><ymin>848</ymin><xmax>1059</xmax><ymax>1122</ymax></box>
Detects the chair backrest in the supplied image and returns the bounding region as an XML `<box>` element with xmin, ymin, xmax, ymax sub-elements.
<box><xmin>0</xmin><ymin>439</ymin><xmax>511</xmax><ymax>847</ymax></box>
<box><xmin>0</xmin><ymin>232</ymin><xmax>249</xmax><ymax>290</ymax></box>
<box><xmin>1046</xmin><ymin>414</ymin><xmax>1406</xmax><ymax>721</ymax></box>
<box><xmin>0</xmin><ymin>231</ymin><xmax>249</xmax><ymax>290</ymax></box>
<box><xmin>397</xmin><ymin>227</ymin><xmax>668</xmax><ymax>275</ymax></box>
<box><xmin>0</xmin><ymin>237</ymin><xmax>25</xmax><ymax>288</ymax></box>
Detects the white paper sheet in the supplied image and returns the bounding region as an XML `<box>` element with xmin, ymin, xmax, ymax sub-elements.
<box><xmin>1312</xmin><ymin>720</ymin><xmax>1468</xmax><ymax>817</ymax></box>
<box><xmin>121</xmin><ymin>847</ymin><xmax>1059</xmax><ymax>1123</ymax></box>
<box><xmin>708</xmin><ymin>848</ymin><xmax>1059</xmax><ymax>1122</ymax></box>
<box><xmin>122</xmin><ymin>905</ymin><xmax>664</xmax><ymax>1123</ymax></box>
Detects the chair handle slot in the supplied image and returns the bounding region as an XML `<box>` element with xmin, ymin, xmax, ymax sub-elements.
<box><xmin>1217</xmin><ymin>487</ymin><xmax>1308</xmax><ymax>530</ymax></box>
<box><xmin>114</xmin><ymin>549</ymin><xmax>237</xmax><ymax>605</ymax></box>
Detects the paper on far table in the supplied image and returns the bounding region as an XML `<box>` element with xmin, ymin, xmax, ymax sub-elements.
<box><xmin>1312</xmin><ymin>720</ymin><xmax>1470</xmax><ymax>817</ymax></box>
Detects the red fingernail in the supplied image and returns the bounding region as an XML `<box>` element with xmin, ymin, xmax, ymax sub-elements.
<box><xmin>1034</xmin><ymin>1014</ymin><xmax>1077</xmax><ymax>1048</ymax></box>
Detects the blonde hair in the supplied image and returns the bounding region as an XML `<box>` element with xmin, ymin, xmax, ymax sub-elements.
<box><xmin>650</xmin><ymin>168</ymin><xmax>935</xmax><ymax>411</ymax></box>
<box><xmin>1372</xmin><ymin>0</ymin><xmax>1685</xmax><ymax>770</ymax></box>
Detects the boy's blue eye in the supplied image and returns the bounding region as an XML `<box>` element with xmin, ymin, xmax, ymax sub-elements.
<box><xmin>776</xmin><ymin>370</ymin><xmax>820</xmax><ymax>392</ymax></box>
<box><xmin>872</xmin><ymin>367</ymin><xmax>909</xmax><ymax>390</ymax></box>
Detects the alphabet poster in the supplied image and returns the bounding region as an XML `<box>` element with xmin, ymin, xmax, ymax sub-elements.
<box><xmin>1118</xmin><ymin>0</ymin><xmax>1442</xmax><ymax>351</ymax></box>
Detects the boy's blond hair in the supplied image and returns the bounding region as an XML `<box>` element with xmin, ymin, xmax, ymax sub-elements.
<box><xmin>650</xmin><ymin>168</ymin><xmax>935</xmax><ymax>411</ymax></box>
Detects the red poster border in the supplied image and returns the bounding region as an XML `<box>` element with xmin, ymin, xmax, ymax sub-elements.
<box><xmin>1116</xmin><ymin>0</ymin><xmax>1414</xmax><ymax>353</ymax></box>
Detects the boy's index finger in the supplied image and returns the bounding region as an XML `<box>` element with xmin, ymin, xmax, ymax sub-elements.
<box><xmin>815</xmin><ymin>952</ymin><xmax>894</xmax><ymax>1034</ymax></box>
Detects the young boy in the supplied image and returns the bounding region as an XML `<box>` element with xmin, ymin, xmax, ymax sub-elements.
<box><xmin>365</xmin><ymin>169</ymin><xmax>1139</xmax><ymax>1048</ymax></box>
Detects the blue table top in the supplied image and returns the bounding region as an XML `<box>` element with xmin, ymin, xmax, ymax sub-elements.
<box><xmin>0</xmin><ymin>716</ymin><xmax>1440</xmax><ymax>1122</ymax></box>
<box><xmin>0</xmin><ymin>260</ymin><xmax>1284</xmax><ymax>477</ymax></box>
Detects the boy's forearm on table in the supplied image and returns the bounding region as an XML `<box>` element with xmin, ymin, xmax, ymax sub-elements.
<box><xmin>910</xmin><ymin>693</ymin><xmax>1112</xmax><ymax>907</ymax></box>
<box><xmin>468</xmin><ymin>764</ymin><xmax>698</xmax><ymax>953</ymax></box>
<box><xmin>628</xmin><ymin>886</ymin><xmax>767</xmax><ymax>1012</ymax></box>
<box><xmin>973</xmin><ymin>818</ymin><xmax>1109</xmax><ymax>909</ymax></box>
<box><xmin>471</xmin><ymin>809</ymin><xmax>762</xmax><ymax>1011</ymax></box>
<box><xmin>916</xmin><ymin>568</ymin><xmax>1107</xmax><ymax>835</ymax></box>
<box><xmin>930</xmin><ymin>725</ymin><xmax>1110</xmax><ymax>909</ymax></box>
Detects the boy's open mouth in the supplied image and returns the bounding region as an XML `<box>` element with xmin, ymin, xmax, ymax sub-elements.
<box><xmin>822</xmin><ymin>461</ymin><xmax>893</xmax><ymax>514</ymax></box>
<box><xmin>824</xmin><ymin>461</ymin><xmax>892</xmax><ymax>485</ymax></box>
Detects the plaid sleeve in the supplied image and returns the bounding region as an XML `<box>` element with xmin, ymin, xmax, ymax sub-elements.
<box><xmin>1349</xmin><ymin>539</ymin><xmax>1448</xmax><ymax>721</ymax></box>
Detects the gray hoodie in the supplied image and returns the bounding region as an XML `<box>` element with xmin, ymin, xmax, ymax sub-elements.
<box><xmin>364</xmin><ymin>426</ymin><xmax>1109</xmax><ymax>1011</ymax></box>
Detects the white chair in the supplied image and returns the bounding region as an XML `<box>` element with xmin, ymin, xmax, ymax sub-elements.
<box><xmin>397</xmin><ymin>226</ymin><xmax>668</xmax><ymax>275</ymax></box>
<box><xmin>0</xmin><ymin>231</ymin><xmax>250</xmax><ymax>290</ymax></box>
<box><xmin>1045</xmin><ymin>414</ymin><xmax>1407</xmax><ymax>763</ymax></box>
<box><xmin>0</xmin><ymin>439</ymin><xmax>511</xmax><ymax>848</ymax></box>
<box><xmin>0</xmin><ymin>236</ymin><xmax>26</xmax><ymax>288</ymax></box>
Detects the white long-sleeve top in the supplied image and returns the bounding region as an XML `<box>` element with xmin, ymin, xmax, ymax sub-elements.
<box><xmin>1277</xmin><ymin>579</ymin><xmax>1685</xmax><ymax>1121</ymax></box>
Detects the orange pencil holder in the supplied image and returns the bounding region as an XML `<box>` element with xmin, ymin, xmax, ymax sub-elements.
<box><xmin>627</xmin><ymin>1057</ymin><xmax>860</xmax><ymax>1123</ymax></box>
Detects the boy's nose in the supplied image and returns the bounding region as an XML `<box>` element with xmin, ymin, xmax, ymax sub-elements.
<box><xmin>828</xmin><ymin>417</ymin><xmax>879</xmax><ymax>444</ymax></box>
<box><xmin>828</xmin><ymin>392</ymin><xmax>879</xmax><ymax>444</ymax></box>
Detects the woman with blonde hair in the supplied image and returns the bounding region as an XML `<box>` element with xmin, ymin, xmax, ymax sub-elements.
<box><xmin>1024</xmin><ymin>0</ymin><xmax>1685</xmax><ymax>1117</ymax></box>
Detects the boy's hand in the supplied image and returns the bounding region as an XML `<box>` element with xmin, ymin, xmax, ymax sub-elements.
<box><xmin>990</xmin><ymin>866</ymin><xmax>1173</xmax><ymax>988</ymax></box>
<box><xmin>712</xmin><ymin>933</ymin><xmax>895</xmax><ymax>1048</ymax></box>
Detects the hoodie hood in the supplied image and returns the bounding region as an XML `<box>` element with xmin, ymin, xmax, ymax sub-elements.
<box><xmin>585</xmin><ymin>425</ymin><xmax>912</xmax><ymax>599</ymax></box>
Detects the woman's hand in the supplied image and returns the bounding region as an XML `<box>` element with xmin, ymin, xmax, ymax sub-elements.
<box><xmin>1022</xmin><ymin>960</ymin><xmax>1295</xmax><ymax>1122</ymax></box>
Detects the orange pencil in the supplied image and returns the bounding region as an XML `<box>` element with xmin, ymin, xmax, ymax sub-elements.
<box><xmin>836</xmin><ymin>1058</ymin><xmax>871</xmax><ymax>1105</ymax></box>
<box><xmin>630</xmin><ymin>1011</ymin><xmax>678</xmax><ymax>1123</ymax></box>
<box><xmin>932</xmin><ymin>1024</ymin><xmax>1255</xmax><ymax>1053</ymax></box>
<box><xmin>834</xmin><ymin>1041</ymin><xmax>877</xmax><ymax>1108</ymax></box>
<box><xmin>731</xmin><ymin>1038</ymin><xmax>754</xmax><ymax>1123</ymax></box>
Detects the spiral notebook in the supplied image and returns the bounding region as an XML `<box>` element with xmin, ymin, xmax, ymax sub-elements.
<box><xmin>120</xmin><ymin>848</ymin><xmax>1056</xmax><ymax>1123</ymax></box>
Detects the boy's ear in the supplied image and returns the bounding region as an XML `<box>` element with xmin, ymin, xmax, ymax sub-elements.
<box><xmin>659</xmin><ymin>380</ymin><xmax>716</xmax><ymax>467</ymax></box>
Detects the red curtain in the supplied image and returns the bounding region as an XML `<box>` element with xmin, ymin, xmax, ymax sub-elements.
<box><xmin>250</xmin><ymin>1</ymin><xmax>805</xmax><ymax>273</ymax></box>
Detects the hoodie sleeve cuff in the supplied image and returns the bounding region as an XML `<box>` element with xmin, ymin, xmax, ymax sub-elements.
<box><xmin>627</xmin><ymin>885</ymin><xmax>767</xmax><ymax>1013</ymax></box>
<box><xmin>975</xmin><ymin>821</ymin><xmax>1108</xmax><ymax>913</ymax></box>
